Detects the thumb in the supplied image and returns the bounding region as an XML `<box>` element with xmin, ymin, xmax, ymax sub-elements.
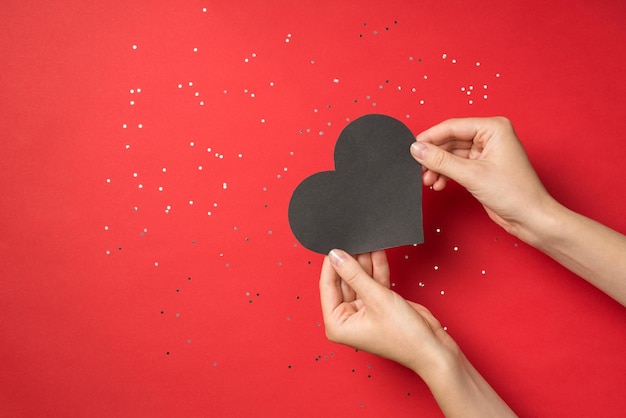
<box><xmin>410</xmin><ymin>141</ymin><xmax>471</xmax><ymax>187</ymax></box>
<box><xmin>329</xmin><ymin>249</ymin><xmax>384</xmax><ymax>305</ymax></box>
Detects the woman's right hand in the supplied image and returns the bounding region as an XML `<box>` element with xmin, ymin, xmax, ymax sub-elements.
<box><xmin>411</xmin><ymin>117</ymin><xmax>626</xmax><ymax>306</ymax></box>
<box><xmin>410</xmin><ymin>117</ymin><xmax>557</xmax><ymax>244</ymax></box>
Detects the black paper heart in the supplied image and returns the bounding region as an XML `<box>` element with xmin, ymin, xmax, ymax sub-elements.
<box><xmin>288</xmin><ymin>114</ymin><xmax>424</xmax><ymax>254</ymax></box>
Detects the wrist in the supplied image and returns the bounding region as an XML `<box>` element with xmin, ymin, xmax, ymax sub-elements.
<box><xmin>408</xmin><ymin>332</ymin><xmax>464</xmax><ymax>390</ymax></box>
<box><xmin>514</xmin><ymin>195</ymin><xmax>567</xmax><ymax>249</ymax></box>
<box><xmin>417</xmin><ymin>344</ymin><xmax>467</xmax><ymax>395</ymax></box>
<box><xmin>420</xmin><ymin>349</ymin><xmax>517</xmax><ymax>417</ymax></box>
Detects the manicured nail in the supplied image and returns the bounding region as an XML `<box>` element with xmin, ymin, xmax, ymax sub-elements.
<box><xmin>329</xmin><ymin>249</ymin><xmax>346</xmax><ymax>266</ymax></box>
<box><xmin>410</xmin><ymin>142</ymin><xmax>427</xmax><ymax>159</ymax></box>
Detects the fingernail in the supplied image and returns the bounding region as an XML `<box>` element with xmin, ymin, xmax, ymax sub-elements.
<box><xmin>410</xmin><ymin>142</ymin><xmax>427</xmax><ymax>160</ymax></box>
<box><xmin>329</xmin><ymin>249</ymin><xmax>346</xmax><ymax>266</ymax></box>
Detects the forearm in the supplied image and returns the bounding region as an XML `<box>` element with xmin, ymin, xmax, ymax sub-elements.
<box><xmin>521</xmin><ymin>198</ymin><xmax>626</xmax><ymax>306</ymax></box>
<box><xmin>421</xmin><ymin>351</ymin><xmax>517</xmax><ymax>418</ymax></box>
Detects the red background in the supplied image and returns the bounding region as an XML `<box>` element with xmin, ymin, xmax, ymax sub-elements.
<box><xmin>2</xmin><ymin>1</ymin><xmax>625</xmax><ymax>416</ymax></box>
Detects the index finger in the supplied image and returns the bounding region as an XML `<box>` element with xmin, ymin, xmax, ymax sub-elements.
<box><xmin>415</xmin><ymin>117</ymin><xmax>488</xmax><ymax>149</ymax></box>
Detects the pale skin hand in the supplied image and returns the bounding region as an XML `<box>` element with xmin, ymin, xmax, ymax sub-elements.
<box><xmin>320</xmin><ymin>249</ymin><xmax>453</xmax><ymax>375</ymax></box>
<box><xmin>320</xmin><ymin>249</ymin><xmax>517</xmax><ymax>418</ymax></box>
<box><xmin>411</xmin><ymin>117</ymin><xmax>626</xmax><ymax>306</ymax></box>
<box><xmin>319</xmin><ymin>117</ymin><xmax>624</xmax><ymax>417</ymax></box>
